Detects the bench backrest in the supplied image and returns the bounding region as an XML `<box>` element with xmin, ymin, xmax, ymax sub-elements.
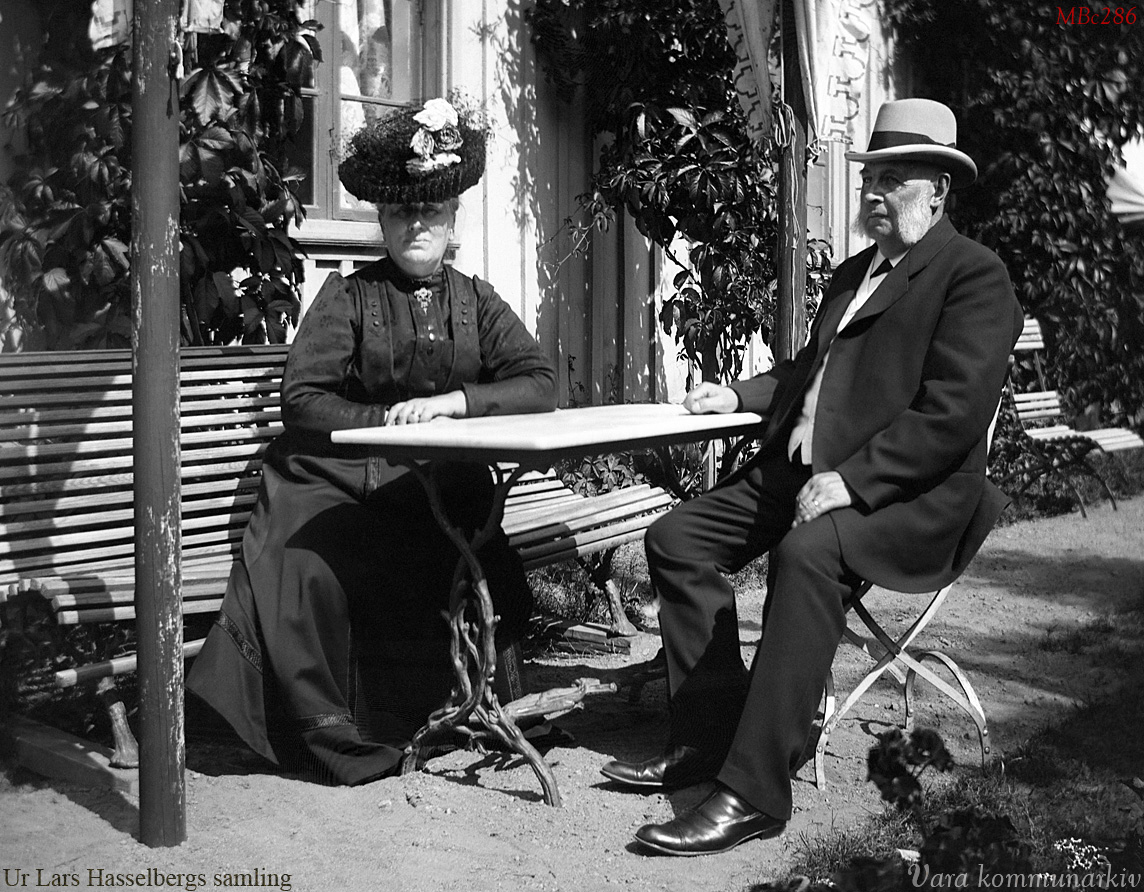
<box><xmin>0</xmin><ymin>346</ymin><xmax>288</xmax><ymax>582</ymax></box>
<box><xmin>1009</xmin><ymin>317</ymin><xmax>1067</xmax><ymax>428</ymax></box>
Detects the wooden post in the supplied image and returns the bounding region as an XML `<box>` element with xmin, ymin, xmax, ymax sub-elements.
<box><xmin>775</xmin><ymin>0</ymin><xmax>808</xmax><ymax>362</ymax></box>
<box><xmin>131</xmin><ymin>0</ymin><xmax>185</xmax><ymax>847</ymax></box>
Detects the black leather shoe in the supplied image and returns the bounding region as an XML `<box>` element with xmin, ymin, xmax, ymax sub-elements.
<box><xmin>600</xmin><ymin>744</ymin><xmax>721</xmax><ymax>790</ymax></box>
<box><xmin>633</xmin><ymin>784</ymin><xmax>786</xmax><ymax>856</ymax></box>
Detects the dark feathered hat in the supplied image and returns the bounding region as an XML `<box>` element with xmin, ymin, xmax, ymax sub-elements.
<box><xmin>338</xmin><ymin>91</ymin><xmax>488</xmax><ymax>204</ymax></box>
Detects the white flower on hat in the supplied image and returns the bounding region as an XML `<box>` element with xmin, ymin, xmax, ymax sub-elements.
<box><xmin>413</xmin><ymin>98</ymin><xmax>459</xmax><ymax>132</ymax></box>
<box><xmin>435</xmin><ymin>125</ymin><xmax>463</xmax><ymax>153</ymax></box>
<box><xmin>406</xmin><ymin>153</ymin><xmax>462</xmax><ymax>175</ymax></box>
<box><xmin>407</xmin><ymin>97</ymin><xmax>465</xmax><ymax>176</ymax></box>
<box><xmin>410</xmin><ymin>128</ymin><xmax>436</xmax><ymax>159</ymax></box>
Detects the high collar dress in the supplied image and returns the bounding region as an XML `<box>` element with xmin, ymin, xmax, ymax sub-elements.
<box><xmin>187</xmin><ymin>257</ymin><xmax>557</xmax><ymax>785</ymax></box>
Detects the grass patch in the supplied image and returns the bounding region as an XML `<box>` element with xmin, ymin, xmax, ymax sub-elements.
<box><xmin>766</xmin><ymin>613</ymin><xmax>1144</xmax><ymax>889</ymax></box>
<box><xmin>1038</xmin><ymin>615</ymin><xmax>1118</xmax><ymax>654</ymax></box>
<box><xmin>786</xmin><ymin>808</ymin><xmax>919</xmax><ymax>881</ymax></box>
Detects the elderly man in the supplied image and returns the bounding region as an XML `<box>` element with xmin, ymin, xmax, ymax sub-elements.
<box><xmin>601</xmin><ymin>99</ymin><xmax>1025</xmax><ymax>856</ymax></box>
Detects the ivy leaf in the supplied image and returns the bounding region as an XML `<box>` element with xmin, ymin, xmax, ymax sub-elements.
<box><xmin>91</xmin><ymin>244</ymin><xmax>121</xmax><ymax>286</ymax></box>
<box><xmin>279</xmin><ymin>37</ymin><xmax>315</xmax><ymax>88</ymax></box>
<box><xmin>18</xmin><ymin>168</ymin><xmax>58</xmax><ymax>208</ymax></box>
<box><xmin>182</xmin><ymin>64</ymin><xmax>245</xmax><ymax>127</ymax></box>
<box><xmin>240</xmin><ymin>206</ymin><xmax>269</xmax><ymax>235</ymax></box>
<box><xmin>0</xmin><ymin>201</ymin><xmax>26</xmax><ymax>235</ymax></box>
<box><xmin>0</xmin><ymin>233</ymin><xmax>44</xmax><ymax>284</ymax></box>
<box><xmin>39</xmin><ymin>266</ymin><xmax>71</xmax><ymax>298</ymax></box>
<box><xmin>100</xmin><ymin>237</ymin><xmax>130</xmax><ymax>271</ymax></box>
<box><xmin>196</xmin><ymin>125</ymin><xmax>233</xmax><ymax>153</ymax></box>
<box><xmin>198</xmin><ymin>148</ymin><xmax>226</xmax><ymax>187</ymax></box>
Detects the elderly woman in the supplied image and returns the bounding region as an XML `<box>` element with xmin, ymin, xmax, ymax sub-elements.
<box><xmin>188</xmin><ymin>95</ymin><xmax>557</xmax><ymax>785</ymax></box>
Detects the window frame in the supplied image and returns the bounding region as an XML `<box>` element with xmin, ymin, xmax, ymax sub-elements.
<box><xmin>293</xmin><ymin>0</ymin><xmax>443</xmax><ymax>245</ymax></box>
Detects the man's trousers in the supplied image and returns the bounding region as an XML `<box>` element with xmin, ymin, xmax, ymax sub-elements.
<box><xmin>644</xmin><ymin>448</ymin><xmax>862</xmax><ymax>820</ymax></box>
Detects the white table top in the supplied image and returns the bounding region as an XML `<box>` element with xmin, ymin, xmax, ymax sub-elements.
<box><xmin>330</xmin><ymin>402</ymin><xmax>765</xmax><ymax>467</ymax></box>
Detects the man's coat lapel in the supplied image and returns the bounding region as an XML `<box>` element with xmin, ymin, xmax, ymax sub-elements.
<box><xmin>845</xmin><ymin>215</ymin><xmax>959</xmax><ymax>331</ymax></box>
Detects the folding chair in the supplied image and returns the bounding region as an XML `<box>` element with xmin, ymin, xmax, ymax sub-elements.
<box><xmin>812</xmin><ymin>579</ymin><xmax>989</xmax><ymax>789</ymax></box>
<box><xmin>812</xmin><ymin>397</ymin><xmax>1002</xmax><ymax>789</ymax></box>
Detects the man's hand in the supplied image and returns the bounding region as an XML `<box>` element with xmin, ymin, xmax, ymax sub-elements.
<box><xmin>792</xmin><ymin>471</ymin><xmax>853</xmax><ymax>527</ymax></box>
<box><xmin>384</xmin><ymin>391</ymin><xmax>467</xmax><ymax>425</ymax></box>
<box><xmin>682</xmin><ymin>382</ymin><xmax>738</xmax><ymax>415</ymax></box>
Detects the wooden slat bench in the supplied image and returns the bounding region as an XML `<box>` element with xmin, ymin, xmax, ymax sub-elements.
<box><xmin>0</xmin><ymin>346</ymin><xmax>672</xmax><ymax>765</ymax></box>
<box><xmin>1002</xmin><ymin>317</ymin><xmax>1144</xmax><ymax>516</ymax></box>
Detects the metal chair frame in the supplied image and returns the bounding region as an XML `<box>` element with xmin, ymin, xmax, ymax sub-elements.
<box><xmin>813</xmin><ymin>580</ymin><xmax>989</xmax><ymax>789</ymax></box>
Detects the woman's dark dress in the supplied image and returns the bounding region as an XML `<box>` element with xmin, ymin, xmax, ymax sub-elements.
<box><xmin>186</xmin><ymin>257</ymin><xmax>557</xmax><ymax>785</ymax></box>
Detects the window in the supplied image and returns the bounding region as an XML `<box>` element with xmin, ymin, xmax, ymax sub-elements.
<box><xmin>292</xmin><ymin>0</ymin><xmax>439</xmax><ymax>233</ymax></box>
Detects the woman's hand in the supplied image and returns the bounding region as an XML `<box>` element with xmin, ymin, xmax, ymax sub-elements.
<box><xmin>384</xmin><ymin>391</ymin><xmax>468</xmax><ymax>425</ymax></box>
<box><xmin>681</xmin><ymin>382</ymin><xmax>739</xmax><ymax>415</ymax></box>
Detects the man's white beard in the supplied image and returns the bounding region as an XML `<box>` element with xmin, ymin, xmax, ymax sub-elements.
<box><xmin>894</xmin><ymin>197</ymin><xmax>934</xmax><ymax>247</ymax></box>
<box><xmin>852</xmin><ymin>194</ymin><xmax>934</xmax><ymax>248</ymax></box>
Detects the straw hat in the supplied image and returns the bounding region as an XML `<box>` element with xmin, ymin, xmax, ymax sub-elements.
<box><xmin>845</xmin><ymin>98</ymin><xmax>977</xmax><ymax>189</ymax></box>
<box><xmin>338</xmin><ymin>91</ymin><xmax>488</xmax><ymax>204</ymax></box>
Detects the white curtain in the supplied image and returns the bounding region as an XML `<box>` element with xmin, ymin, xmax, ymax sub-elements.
<box><xmin>719</xmin><ymin>0</ymin><xmax>871</xmax><ymax>150</ymax></box>
<box><xmin>793</xmin><ymin>0</ymin><xmax>872</xmax><ymax>152</ymax></box>
<box><xmin>180</xmin><ymin>0</ymin><xmax>224</xmax><ymax>34</ymax></box>
<box><xmin>791</xmin><ymin>0</ymin><xmax>830</xmax><ymax>150</ymax></box>
<box><xmin>719</xmin><ymin>0</ymin><xmax>778</xmax><ymax>143</ymax></box>
<box><xmin>89</xmin><ymin>0</ymin><xmax>133</xmax><ymax>49</ymax></box>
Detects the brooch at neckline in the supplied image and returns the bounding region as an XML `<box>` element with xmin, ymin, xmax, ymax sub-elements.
<box><xmin>413</xmin><ymin>287</ymin><xmax>433</xmax><ymax>311</ymax></box>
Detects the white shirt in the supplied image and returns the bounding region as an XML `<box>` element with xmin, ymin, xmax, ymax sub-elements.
<box><xmin>788</xmin><ymin>248</ymin><xmax>906</xmax><ymax>465</ymax></box>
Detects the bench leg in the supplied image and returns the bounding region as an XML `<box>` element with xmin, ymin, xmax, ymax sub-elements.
<box><xmin>96</xmin><ymin>677</ymin><xmax>139</xmax><ymax>769</ymax></box>
<box><xmin>1075</xmin><ymin>456</ymin><xmax>1118</xmax><ymax>511</ymax></box>
<box><xmin>577</xmin><ymin>549</ymin><xmax>638</xmax><ymax>637</ymax></box>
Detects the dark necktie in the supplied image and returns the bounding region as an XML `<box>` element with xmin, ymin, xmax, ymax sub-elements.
<box><xmin>872</xmin><ymin>257</ymin><xmax>894</xmax><ymax>278</ymax></box>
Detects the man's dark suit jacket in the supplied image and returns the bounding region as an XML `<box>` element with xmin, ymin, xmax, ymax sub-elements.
<box><xmin>728</xmin><ymin>215</ymin><xmax>1025</xmax><ymax>593</ymax></box>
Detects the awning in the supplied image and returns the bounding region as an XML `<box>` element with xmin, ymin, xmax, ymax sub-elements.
<box><xmin>1107</xmin><ymin>138</ymin><xmax>1144</xmax><ymax>228</ymax></box>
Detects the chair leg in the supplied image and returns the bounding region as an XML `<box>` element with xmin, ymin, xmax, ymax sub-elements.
<box><xmin>813</xmin><ymin>639</ymin><xmax>906</xmax><ymax>790</ymax></box>
<box><xmin>814</xmin><ymin>583</ymin><xmax>990</xmax><ymax>789</ymax></box>
<box><xmin>814</xmin><ymin>670</ymin><xmax>837</xmax><ymax>790</ymax></box>
<box><xmin>903</xmin><ymin>649</ymin><xmax>990</xmax><ymax>767</ymax></box>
